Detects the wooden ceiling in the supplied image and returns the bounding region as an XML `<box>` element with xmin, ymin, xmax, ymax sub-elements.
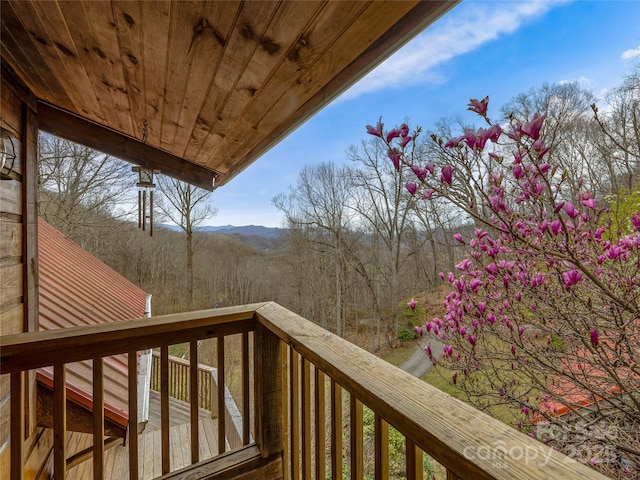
<box><xmin>1</xmin><ymin>1</ymin><xmax>457</xmax><ymax>189</ymax></box>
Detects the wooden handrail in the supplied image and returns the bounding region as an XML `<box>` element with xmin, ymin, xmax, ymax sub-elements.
<box><xmin>254</xmin><ymin>301</ymin><xmax>608</xmax><ymax>480</ymax></box>
<box><xmin>2</xmin><ymin>301</ymin><xmax>610</xmax><ymax>479</ymax></box>
<box><xmin>0</xmin><ymin>304</ymin><xmax>262</xmax><ymax>373</ymax></box>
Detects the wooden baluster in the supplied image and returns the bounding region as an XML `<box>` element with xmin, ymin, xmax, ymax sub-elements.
<box><xmin>446</xmin><ymin>470</ymin><xmax>458</xmax><ymax>480</ymax></box>
<box><xmin>54</xmin><ymin>364</ymin><xmax>66</xmax><ymax>480</ymax></box>
<box><xmin>374</xmin><ymin>414</ymin><xmax>389</xmax><ymax>480</ymax></box>
<box><xmin>189</xmin><ymin>341</ymin><xmax>199</xmax><ymax>464</ymax></box>
<box><xmin>350</xmin><ymin>395</ymin><xmax>363</xmax><ymax>480</ymax></box>
<box><xmin>10</xmin><ymin>372</ymin><xmax>24</xmax><ymax>480</ymax></box>
<box><xmin>217</xmin><ymin>336</ymin><xmax>226</xmax><ymax>454</ymax></box>
<box><xmin>290</xmin><ymin>348</ymin><xmax>300</xmax><ymax>480</ymax></box>
<box><xmin>301</xmin><ymin>359</ymin><xmax>311</xmax><ymax>480</ymax></box>
<box><xmin>93</xmin><ymin>358</ymin><xmax>105</xmax><ymax>480</ymax></box>
<box><xmin>330</xmin><ymin>380</ymin><xmax>342</xmax><ymax>480</ymax></box>
<box><xmin>406</xmin><ymin>438</ymin><xmax>423</xmax><ymax>480</ymax></box>
<box><xmin>241</xmin><ymin>331</ymin><xmax>250</xmax><ymax>445</ymax></box>
<box><xmin>314</xmin><ymin>369</ymin><xmax>325</xmax><ymax>480</ymax></box>
<box><xmin>160</xmin><ymin>346</ymin><xmax>170</xmax><ymax>474</ymax></box>
<box><xmin>128</xmin><ymin>352</ymin><xmax>139</xmax><ymax>480</ymax></box>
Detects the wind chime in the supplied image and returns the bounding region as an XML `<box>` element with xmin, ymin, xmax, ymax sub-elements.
<box><xmin>133</xmin><ymin>121</ymin><xmax>159</xmax><ymax>236</ymax></box>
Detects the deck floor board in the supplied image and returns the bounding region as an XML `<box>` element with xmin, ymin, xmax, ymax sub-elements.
<box><xmin>64</xmin><ymin>391</ymin><xmax>218</xmax><ymax>480</ymax></box>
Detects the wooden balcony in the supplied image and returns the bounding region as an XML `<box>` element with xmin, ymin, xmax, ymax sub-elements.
<box><xmin>1</xmin><ymin>302</ymin><xmax>608</xmax><ymax>479</ymax></box>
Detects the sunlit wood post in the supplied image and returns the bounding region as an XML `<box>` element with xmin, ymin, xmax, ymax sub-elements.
<box><xmin>253</xmin><ymin>322</ymin><xmax>286</xmax><ymax>459</ymax></box>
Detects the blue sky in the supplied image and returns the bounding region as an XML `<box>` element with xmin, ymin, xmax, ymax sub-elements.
<box><xmin>210</xmin><ymin>0</ymin><xmax>640</xmax><ymax>228</ymax></box>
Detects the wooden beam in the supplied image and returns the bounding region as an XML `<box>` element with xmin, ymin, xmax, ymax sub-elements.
<box><xmin>37</xmin><ymin>102</ymin><xmax>218</xmax><ymax>191</ymax></box>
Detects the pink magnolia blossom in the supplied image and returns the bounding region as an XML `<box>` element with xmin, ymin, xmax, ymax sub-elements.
<box><xmin>408</xmin><ymin>298</ymin><xmax>418</xmax><ymax>311</ymax></box>
<box><xmin>387</xmin><ymin>148</ymin><xmax>401</xmax><ymax>170</ymax></box>
<box><xmin>441</xmin><ymin>165</ymin><xmax>454</xmax><ymax>185</ymax></box>
<box><xmin>366</xmin><ymin>120</ymin><xmax>383</xmax><ymax>137</ymax></box>
<box><xmin>562</xmin><ymin>270</ymin><xmax>583</xmax><ymax>288</ymax></box>
<box><xmin>386</xmin><ymin>128</ymin><xmax>401</xmax><ymax>142</ymax></box>
<box><xmin>467</xmin><ymin>96</ymin><xmax>489</xmax><ymax>116</ymax></box>
<box><xmin>563</xmin><ymin>202</ymin><xmax>579</xmax><ymax>219</ymax></box>
<box><xmin>422</xmin><ymin>189</ymin><xmax>435</xmax><ymax>200</ymax></box>
<box><xmin>581</xmin><ymin>198</ymin><xmax>596</xmax><ymax>209</ymax></box>
<box><xmin>453</xmin><ymin>233</ymin><xmax>465</xmax><ymax>244</ymax></box>
<box><xmin>549</xmin><ymin>220</ymin><xmax>562</xmax><ymax>235</ymax></box>
<box><xmin>590</xmin><ymin>329</ymin><xmax>599</xmax><ymax>347</ymax></box>
<box><xmin>521</xmin><ymin>113</ymin><xmax>546</xmax><ymax>140</ymax></box>
<box><xmin>405</xmin><ymin>183</ymin><xmax>417</xmax><ymax>195</ymax></box>
<box><xmin>400</xmin><ymin>123</ymin><xmax>409</xmax><ymax>137</ymax></box>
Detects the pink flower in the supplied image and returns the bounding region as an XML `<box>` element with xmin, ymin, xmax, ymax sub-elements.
<box><xmin>408</xmin><ymin>298</ymin><xmax>418</xmax><ymax>311</ymax></box>
<box><xmin>581</xmin><ymin>198</ymin><xmax>596</xmax><ymax>209</ymax></box>
<box><xmin>400</xmin><ymin>135</ymin><xmax>412</xmax><ymax>148</ymax></box>
<box><xmin>521</xmin><ymin>113</ymin><xmax>545</xmax><ymax>140</ymax></box>
<box><xmin>411</xmin><ymin>165</ymin><xmax>427</xmax><ymax>181</ymax></box>
<box><xmin>425</xmin><ymin>162</ymin><xmax>435</xmax><ymax>174</ymax></box>
<box><xmin>386</xmin><ymin>128</ymin><xmax>401</xmax><ymax>142</ymax></box>
<box><xmin>512</xmin><ymin>164</ymin><xmax>524</xmax><ymax>179</ymax></box>
<box><xmin>422</xmin><ymin>189</ymin><xmax>435</xmax><ymax>200</ymax></box>
<box><xmin>538</xmin><ymin>163</ymin><xmax>551</xmax><ymax>174</ymax></box>
<box><xmin>387</xmin><ymin>148</ymin><xmax>401</xmax><ymax>170</ymax></box>
<box><xmin>469</xmin><ymin>278</ymin><xmax>482</xmax><ymax>293</ymax></box>
<box><xmin>549</xmin><ymin>220</ymin><xmax>562</xmax><ymax>235</ymax></box>
<box><xmin>453</xmin><ymin>233</ymin><xmax>465</xmax><ymax>244</ymax></box>
<box><xmin>511</xmin><ymin>345</ymin><xmax>516</xmax><ymax>355</ymax></box>
<box><xmin>441</xmin><ymin>165</ymin><xmax>454</xmax><ymax>185</ymax></box>
<box><xmin>632</xmin><ymin>212</ymin><xmax>640</xmax><ymax>230</ymax></box>
<box><xmin>467</xmin><ymin>96</ymin><xmax>489</xmax><ymax>116</ymax></box>
<box><xmin>405</xmin><ymin>183</ymin><xmax>417</xmax><ymax>195</ymax></box>
<box><xmin>563</xmin><ymin>202</ymin><xmax>579</xmax><ymax>219</ymax></box>
<box><xmin>400</xmin><ymin>123</ymin><xmax>409</xmax><ymax>137</ymax></box>
<box><xmin>366</xmin><ymin>120</ymin><xmax>384</xmax><ymax>137</ymax></box>
<box><xmin>414</xmin><ymin>325</ymin><xmax>423</xmax><ymax>336</ymax></box>
<box><xmin>425</xmin><ymin>345</ymin><xmax>432</xmax><ymax>357</ymax></box>
<box><xmin>444</xmin><ymin>136</ymin><xmax>463</xmax><ymax>148</ymax></box>
<box><xmin>562</xmin><ymin>270</ymin><xmax>583</xmax><ymax>288</ymax></box>
<box><xmin>455</xmin><ymin>258</ymin><xmax>472</xmax><ymax>271</ymax></box>
<box><xmin>468</xmin><ymin>334</ymin><xmax>477</xmax><ymax>346</ymax></box>
<box><xmin>590</xmin><ymin>329</ymin><xmax>599</xmax><ymax>347</ymax></box>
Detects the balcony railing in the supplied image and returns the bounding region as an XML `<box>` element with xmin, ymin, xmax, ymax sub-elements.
<box><xmin>1</xmin><ymin>302</ymin><xmax>607</xmax><ymax>479</ymax></box>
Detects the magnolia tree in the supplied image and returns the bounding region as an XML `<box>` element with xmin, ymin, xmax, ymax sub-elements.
<box><xmin>367</xmin><ymin>97</ymin><xmax>640</xmax><ymax>477</ymax></box>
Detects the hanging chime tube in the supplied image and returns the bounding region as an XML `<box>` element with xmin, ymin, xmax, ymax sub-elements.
<box><xmin>149</xmin><ymin>191</ymin><xmax>154</xmax><ymax>237</ymax></box>
<box><xmin>138</xmin><ymin>190</ymin><xmax>142</xmax><ymax>229</ymax></box>
<box><xmin>142</xmin><ymin>189</ymin><xmax>147</xmax><ymax>231</ymax></box>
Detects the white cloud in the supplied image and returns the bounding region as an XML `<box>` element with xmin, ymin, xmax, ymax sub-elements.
<box><xmin>621</xmin><ymin>46</ymin><xmax>640</xmax><ymax>60</ymax></box>
<box><xmin>558</xmin><ymin>76</ymin><xmax>592</xmax><ymax>87</ymax></box>
<box><xmin>341</xmin><ymin>0</ymin><xmax>569</xmax><ymax>100</ymax></box>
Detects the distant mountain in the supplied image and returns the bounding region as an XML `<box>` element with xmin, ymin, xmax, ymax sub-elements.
<box><xmin>198</xmin><ymin>225</ymin><xmax>285</xmax><ymax>239</ymax></box>
<box><xmin>158</xmin><ymin>224</ymin><xmax>285</xmax><ymax>239</ymax></box>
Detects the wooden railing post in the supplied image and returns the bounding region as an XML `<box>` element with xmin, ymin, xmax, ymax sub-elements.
<box><xmin>253</xmin><ymin>323</ymin><xmax>285</xmax><ymax>459</ymax></box>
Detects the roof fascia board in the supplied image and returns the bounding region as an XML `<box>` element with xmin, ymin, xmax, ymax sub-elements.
<box><xmin>37</xmin><ymin>102</ymin><xmax>218</xmax><ymax>191</ymax></box>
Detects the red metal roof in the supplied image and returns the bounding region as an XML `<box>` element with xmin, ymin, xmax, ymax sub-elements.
<box><xmin>38</xmin><ymin>217</ymin><xmax>147</xmax><ymax>427</ymax></box>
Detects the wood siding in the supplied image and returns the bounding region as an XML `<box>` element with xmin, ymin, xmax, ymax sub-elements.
<box><xmin>0</xmin><ymin>61</ymin><xmax>39</xmax><ymax>479</ymax></box>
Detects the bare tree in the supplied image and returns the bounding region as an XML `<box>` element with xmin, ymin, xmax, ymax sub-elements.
<box><xmin>347</xmin><ymin>138</ymin><xmax>417</xmax><ymax>347</ymax></box>
<box><xmin>156</xmin><ymin>177</ymin><xmax>216</xmax><ymax>309</ymax></box>
<box><xmin>273</xmin><ymin>162</ymin><xmax>355</xmax><ymax>337</ymax></box>
<box><xmin>38</xmin><ymin>133</ymin><xmax>132</xmax><ymax>240</ymax></box>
